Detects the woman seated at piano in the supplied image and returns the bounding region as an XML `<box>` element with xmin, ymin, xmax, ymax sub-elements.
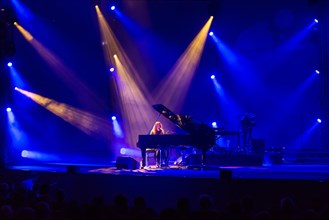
<box><xmin>150</xmin><ymin>121</ymin><xmax>169</xmax><ymax>167</ymax></box>
<box><xmin>150</xmin><ymin>121</ymin><xmax>165</xmax><ymax>135</ymax></box>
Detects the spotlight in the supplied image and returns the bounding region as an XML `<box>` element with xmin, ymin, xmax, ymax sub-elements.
<box><xmin>209</xmin><ymin>31</ymin><xmax>213</xmax><ymax>36</ymax></box>
<box><xmin>109</xmin><ymin>67</ymin><xmax>115</xmax><ymax>72</ymax></box>
<box><xmin>7</xmin><ymin>62</ymin><xmax>12</xmax><ymax>67</ymax></box>
<box><xmin>6</xmin><ymin>107</ymin><xmax>12</xmax><ymax>112</ymax></box>
<box><xmin>317</xmin><ymin>118</ymin><xmax>322</xmax><ymax>123</ymax></box>
<box><xmin>112</xmin><ymin>116</ymin><xmax>123</xmax><ymax>137</ymax></box>
<box><xmin>113</xmin><ymin>54</ymin><xmax>117</xmax><ymax>58</ymax></box>
<box><xmin>21</xmin><ymin>150</ymin><xmax>28</xmax><ymax>158</ymax></box>
<box><xmin>120</xmin><ymin>148</ymin><xmax>126</xmax><ymax>155</ymax></box>
<box><xmin>14</xmin><ymin>87</ymin><xmax>18</xmax><ymax>90</ymax></box>
<box><xmin>110</xmin><ymin>5</ymin><xmax>115</xmax><ymax>10</ymax></box>
<box><xmin>314</xmin><ymin>18</ymin><xmax>318</xmax><ymax>23</ymax></box>
<box><xmin>211</xmin><ymin>122</ymin><xmax>217</xmax><ymax>128</ymax></box>
<box><xmin>210</xmin><ymin>75</ymin><xmax>215</xmax><ymax>79</ymax></box>
<box><xmin>119</xmin><ymin>148</ymin><xmax>140</xmax><ymax>157</ymax></box>
<box><xmin>315</xmin><ymin>70</ymin><xmax>320</xmax><ymax>74</ymax></box>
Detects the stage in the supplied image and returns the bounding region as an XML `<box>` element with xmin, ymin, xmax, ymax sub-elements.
<box><xmin>5</xmin><ymin>163</ymin><xmax>329</xmax><ymax>181</ymax></box>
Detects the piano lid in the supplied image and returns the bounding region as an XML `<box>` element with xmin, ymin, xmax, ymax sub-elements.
<box><xmin>152</xmin><ymin>104</ymin><xmax>214</xmax><ymax>136</ymax></box>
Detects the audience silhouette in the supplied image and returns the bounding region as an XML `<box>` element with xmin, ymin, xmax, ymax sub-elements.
<box><xmin>0</xmin><ymin>172</ymin><xmax>328</xmax><ymax>220</ymax></box>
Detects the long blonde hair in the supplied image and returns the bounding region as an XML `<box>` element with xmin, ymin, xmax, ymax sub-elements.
<box><xmin>150</xmin><ymin>121</ymin><xmax>165</xmax><ymax>135</ymax></box>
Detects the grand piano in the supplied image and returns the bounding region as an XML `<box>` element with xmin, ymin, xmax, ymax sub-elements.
<box><xmin>137</xmin><ymin>104</ymin><xmax>217</xmax><ymax>168</ymax></box>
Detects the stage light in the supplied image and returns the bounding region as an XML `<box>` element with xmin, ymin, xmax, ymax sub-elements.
<box><xmin>16</xmin><ymin>23</ymin><xmax>103</xmax><ymax>109</ymax></box>
<box><xmin>120</xmin><ymin>148</ymin><xmax>126</xmax><ymax>154</ymax></box>
<box><xmin>110</xmin><ymin>6</ymin><xmax>115</xmax><ymax>11</ymax></box>
<box><xmin>21</xmin><ymin>150</ymin><xmax>45</xmax><ymax>160</ymax></box>
<box><xmin>14</xmin><ymin>22</ymin><xmax>34</xmax><ymax>41</ymax></box>
<box><xmin>314</xmin><ymin>18</ymin><xmax>318</xmax><ymax>23</ymax></box>
<box><xmin>209</xmin><ymin>31</ymin><xmax>213</xmax><ymax>36</ymax></box>
<box><xmin>7</xmin><ymin>62</ymin><xmax>12</xmax><ymax>67</ymax></box>
<box><xmin>317</xmin><ymin>118</ymin><xmax>322</xmax><ymax>123</ymax></box>
<box><xmin>119</xmin><ymin>147</ymin><xmax>140</xmax><ymax>157</ymax></box>
<box><xmin>6</xmin><ymin>107</ymin><xmax>12</xmax><ymax>112</ymax></box>
<box><xmin>15</xmin><ymin>87</ymin><xmax>113</xmax><ymax>141</ymax></box>
<box><xmin>20</xmin><ymin>150</ymin><xmax>57</xmax><ymax>160</ymax></box>
<box><xmin>211</xmin><ymin>75</ymin><xmax>215</xmax><ymax>79</ymax></box>
<box><xmin>21</xmin><ymin>150</ymin><xmax>28</xmax><ymax>158</ymax></box>
<box><xmin>96</xmin><ymin>7</ymin><xmax>155</xmax><ymax>147</ymax></box>
<box><xmin>154</xmin><ymin>16</ymin><xmax>213</xmax><ymax>112</ymax></box>
<box><xmin>110</xmin><ymin>67</ymin><xmax>115</xmax><ymax>72</ymax></box>
<box><xmin>212</xmin><ymin>122</ymin><xmax>217</xmax><ymax>128</ymax></box>
<box><xmin>112</xmin><ymin>115</ymin><xmax>123</xmax><ymax>137</ymax></box>
<box><xmin>315</xmin><ymin>70</ymin><xmax>320</xmax><ymax>74</ymax></box>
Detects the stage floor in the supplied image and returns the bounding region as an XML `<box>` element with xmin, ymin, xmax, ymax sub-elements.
<box><xmin>6</xmin><ymin>163</ymin><xmax>329</xmax><ymax>181</ymax></box>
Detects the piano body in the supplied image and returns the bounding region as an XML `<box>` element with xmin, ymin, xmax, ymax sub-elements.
<box><xmin>137</xmin><ymin>104</ymin><xmax>216</xmax><ymax>168</ymax></box>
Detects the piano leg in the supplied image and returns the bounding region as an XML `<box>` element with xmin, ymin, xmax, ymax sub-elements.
<box><xmin>158</xmin><ymin>148</ymin><xmax>168</xmax><ymax>168</ymax></box>
<box><xmin>158</xmin><ymin>148</ymin><xmax>162</xmax><ymax>167</ymax></box>
<box><xmin>141</xmin><ymin>148</ymin><xmax>146</xmax><ymax>168</ymax></box>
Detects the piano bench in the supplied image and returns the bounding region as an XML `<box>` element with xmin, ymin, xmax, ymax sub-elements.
<box><xmin>146</xmin><ymin>149</ymin><xmax>157</xmax><ymax>167</ymax></box>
